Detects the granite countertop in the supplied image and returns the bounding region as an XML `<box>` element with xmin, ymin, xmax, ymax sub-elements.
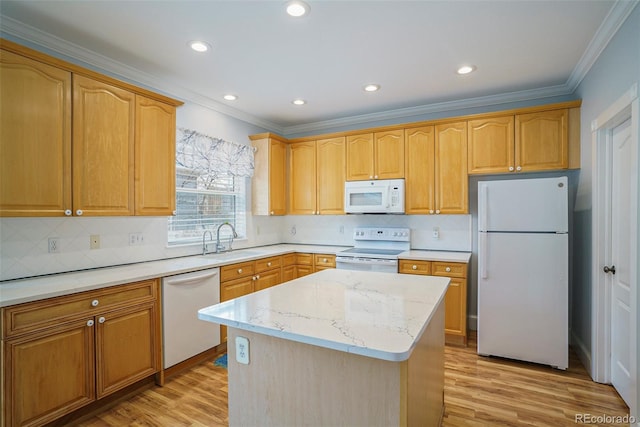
<box><xmin>0</xmin><ymin>244</ymin><xmax>470</xmax><ymax>308</ymax></box>
<box><xmin>198</xmin><ymin>268</ymin><xmax>449</xmax><ymax>362</ymax></box>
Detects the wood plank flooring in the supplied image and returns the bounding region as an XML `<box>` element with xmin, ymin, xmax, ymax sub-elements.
<box><xmin>74</xmin><ymin>334</ymin><xmax>629</xmax><ymax>426</ymax></box>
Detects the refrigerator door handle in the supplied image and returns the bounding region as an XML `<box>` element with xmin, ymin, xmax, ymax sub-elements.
<box><xmin>479</xmin><ymin>232</ymin><xmax>488</xmax><ymax>279</ymax></box>
<box><xmin>479</xmin><ymin>184</ymin><xmax>488</xmax><ymax>231</ymax></box>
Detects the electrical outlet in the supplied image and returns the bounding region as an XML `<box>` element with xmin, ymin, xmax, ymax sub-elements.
<box><xmin>129</xmin><ymin>232</ymin><xmax>144</xmax><ymax>246</ymax></box>
<box><xmin>90</xmin><ymin>234</ymin><xmax>100</xmax><ymax>249</ymax></box>
<box><xmin>432</xmin><ymin>227</ymin><xmax>440</xmax><ymax>239</ymax></box>
<box><xmin>235</xmin><ymin>336</ymin><xmax>250</xmax><ymax>365</ymax></box>
<box><xmin>48</xmin><ymin>238</ymin><xmax>60</xmax><ymax>253</ymax></box>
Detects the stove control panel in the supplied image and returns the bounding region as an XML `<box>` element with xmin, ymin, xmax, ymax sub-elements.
<box><xmin>353</xmin><ymin>227</ymin><xmax>410</xmax><ymax>242</ymax></box>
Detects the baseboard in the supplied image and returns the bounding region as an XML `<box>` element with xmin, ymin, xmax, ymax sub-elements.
<box><xmin>570</xmin><ymin>330</ymin><xmax>592</xmax><ymax>377</ymax></box>
<box><xmin>467</xmin><ymin>314</ymin><xmax>477</xmax><ymax>331</ymax></box>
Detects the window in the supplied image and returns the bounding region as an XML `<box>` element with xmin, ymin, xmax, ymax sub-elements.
<box><xmin>168</xmin><ymin>129</ymin><xmax>252</xmax><ymax>246</ymax></box>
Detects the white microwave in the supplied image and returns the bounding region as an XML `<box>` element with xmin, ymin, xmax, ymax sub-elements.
<box><xmin>344</xmin><ymin>179</ymin><xmax>405</xmax><ymax>214</ymax></box>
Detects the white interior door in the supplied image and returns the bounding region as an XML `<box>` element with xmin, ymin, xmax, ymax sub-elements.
<box><xmin>610</xmin><ymin>118</ymin><xmax>637</xmax><ymax>408</ymax></box>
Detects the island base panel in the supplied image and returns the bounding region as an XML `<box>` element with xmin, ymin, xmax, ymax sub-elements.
<box><xmin>227</xmin><ymin>302</ymin><xmax>444</xmax><ymax>427</ymax></box>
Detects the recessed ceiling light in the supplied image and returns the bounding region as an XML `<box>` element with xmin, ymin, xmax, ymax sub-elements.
<box><xmin>286</xmin><ymin>0</ymin><xmax>310</xmax><ymax>17</ymax></box>
<box><xmin>189</xmin><ymin>40</ymin><xmax>210</xmax><ymax>53</ymax></box>
<box><xmin>363</xmin><ymin>84</ymin><xmax>381</xmax><ymax>92</ymax></box>
<box><xmin>223</xmin><ymin>94</ymin><xmax>238</xmax><ymax>101</ymax></box>
<box><xmin>457</xmin><ymin>65</ymin><xmax>476</xmax><ymax>75</ymax></box>
<box><xmin>292</xmin><ymin>99</ymin><xmax>306</xmax><ymax>105</ymax></box>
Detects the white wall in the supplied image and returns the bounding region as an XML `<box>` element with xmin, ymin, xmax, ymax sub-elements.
<box><xmin>571</xmin><ymin>4</ymin><xmax>640</xmax><ymax>376</ymax></box>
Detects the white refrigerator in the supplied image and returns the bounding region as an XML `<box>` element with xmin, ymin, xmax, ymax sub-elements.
<box><xmin>477</xmin><ymin>176</ymin><xmax>568</xmax><ymax>369</ymax></box>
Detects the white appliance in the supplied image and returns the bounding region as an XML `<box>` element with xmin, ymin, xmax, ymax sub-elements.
<box><xmin>344</xmin><ymin>179</ymin><xmax>405</xmax><ymax>214</ymax></box>
<box><xmin>336</xmin><ymin>227</ymin><xmax>410</xmax><ymax>273</ymax></box>
<box><xmin>162</xmin><ymin>268</ymin><xmax>220</xmax><ymax>369</ymax></box>
<box><xmin>477</xmin><ymin>176</ymin><xmax>568</xmax><ymax>369</ymax></box>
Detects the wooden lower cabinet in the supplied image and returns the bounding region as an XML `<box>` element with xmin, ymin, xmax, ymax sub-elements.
<box><xmin>1</xmin><ymin>279</ymin><xmax>161</xmax><ymax>427</ymax></box>
<box><xmin>398</xmin><ymin>259</ymin><xmax>468</xmax><ymax>345</ymax></box>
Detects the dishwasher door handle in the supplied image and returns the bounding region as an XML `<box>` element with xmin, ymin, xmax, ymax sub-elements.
<box><xmin>165</xmin><ymin>270</ymin><xmax>219</xmax><ymax>286</ymax></box>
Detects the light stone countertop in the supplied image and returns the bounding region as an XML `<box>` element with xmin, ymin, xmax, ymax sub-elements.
<box><xmin>0</xmin><ymin>244</ymin><xmax>470</xmax><ymax>308</ymax></box>
<box><xmin>198</xmin><ymin>268</ymin><xmax>449</xmax><ymax>362</ymax></box>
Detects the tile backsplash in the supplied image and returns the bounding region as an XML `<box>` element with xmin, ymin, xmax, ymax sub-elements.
<box><xmin>0</xmin><ymin>214</ymin><xmax>470</xmax><ymax>281</ymax></box>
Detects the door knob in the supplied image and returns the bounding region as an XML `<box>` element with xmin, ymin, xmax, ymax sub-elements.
<box><xmin>603</xmin><ymin>265</ymin><xmax>616</xmax><ymax>274</ymax></box>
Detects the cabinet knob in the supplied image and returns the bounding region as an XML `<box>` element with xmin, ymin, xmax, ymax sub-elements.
<box><xmin>237</xmin><ymin>268</ymin><xmax>243</xmax><ymax>274</ymax></box>
<box><xmin>369</xmin><ymin>175</ymin><xmax>373</xmax><ymax>179</ymax></box>
<box><xmin>256</xmin><ymin>274</ymin><xmax>260</xmax><ymax>279</ymax></box>
<box><xmin>172</xmin><ymin>210</ymin><xmax>177</xmax><ymax>216</ymax></box>
<box><xmin>64</xmin><ymin>209</ymin><xmax>72</xmax><ymax>216</ymax></box>
<box><xmin>87</xmin><ymin>320</ymin><xmax>94</xmax><ymax>327</ymax></box>
<box><xmin>516</xmin><ymin>166</ymin><xmax>522</xmax><ymax>171</ymax></box>
<box><xmin>435</xmin><ymin>209</ymin><xmax>440</xmax><ymax>214</ymax></box>
<box><xmin>91</xmin><ymin>299</ymin><xmax>99</xmax><ymax>307</ymax></box>
<box><xmin>374</xmin><ymin>175</ymin><xmax>378</xmax><ymax>179</ymax></box>
<box><xmin>509</xmin><ymin>166</ymin><xmax>515</xmax><ymax>172</ymax></box>
<box><xmin>323</xmin><ymin>258</ymin><xmax>328</xmax><ymax>263</ymax></box>
<box><xmin>98</xmin><ymin>316</ymin><xmax>106</xmax><ymax>324</ymax></box>
<box><xmin>267</xmin><ymin>262</ymin><xmax>272</xmax><ymax>267</ymax></box>
<box><xmin>270</xmin><ymin>211</ymin><xmax>274</xmax><ymax>215</ymax></box>
<box><xmin>412</xmin><ymin>265</ymin><xmax>417</xmax><ymax>270</ymax></box>
<box><xmin>445</xmin><ymin>267</ymin><xmax>451</xmax><ymax>272</ymax></box>
<box><xmin>76</xmin><ymin>209</ymin><xmax>83</xmax><ymax>216</ymax></box>
<box><xmin>429</xmin><ymin>210</ymin><xmax>434</xmax><ymax>214</ymax></box>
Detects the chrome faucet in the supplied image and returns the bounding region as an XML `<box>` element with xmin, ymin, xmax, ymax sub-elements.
<box><xmin>202</xmin><ymin>230</ymin><xmax>214</xmax><ymax>255</ymax></box>
<box><xmin>216</xmin><ymin>222</ymin><xmax>238</xmax><ymax>253</ymax></box>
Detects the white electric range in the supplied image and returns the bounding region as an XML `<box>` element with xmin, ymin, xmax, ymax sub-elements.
<box><xmin>335</xmin><ymin>227</ymin><xmax>410</xmax><ymax>273</ymax></box>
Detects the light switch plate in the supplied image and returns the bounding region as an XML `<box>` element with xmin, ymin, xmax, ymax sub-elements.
<box><xmin>235</xmin><ymin>336</ymin><xmax>250</xmax><ymax>365</ymax></box>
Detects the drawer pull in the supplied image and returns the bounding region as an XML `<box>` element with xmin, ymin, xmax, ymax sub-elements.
<box><xmin>98</xmin><ymin>316</ymin><xmax>106</xmax><ymax>324</ymax></box>
<box><xmin>255</xmin><ymin>274</ymin><xmax>260</xmax><ymax>280</ymax></box>
<box><xmin>412</xmin><ymin>265</ymin><xmax>417</xmax><ymax>270</ymax></box>
<box><xmin>445</xmin><ymin>267</ymin><xmax>451</xmax><ymax>272</ymax></box>
<box><xmin>91</xmin><ymin>299</ymin><xmax>99</xmax><ymax>307</ymax></box>
<box><xmin>267</xmin><ymin>262</ymin><xmax>272</xmax><ymax>267</ymax></box>
<box><xmin>237</xmin><ymin>268</ymin><xmax>243</xmax><ymax>274</ymax></box>
<box><xmin>323</xmin><ymin>258</ymin><xmax>328</xmax><ymax>263</ymax></box>
<box><xmin>87</xmin><ymin>320</ymin><xmax>94</xmax><ymax>327</ymax></box>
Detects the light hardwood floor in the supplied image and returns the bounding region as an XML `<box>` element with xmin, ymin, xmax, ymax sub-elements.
<box><xmin>73</xmin><ymin>334</ymin><xmax>629</xmax><ymax>426</ymax></box>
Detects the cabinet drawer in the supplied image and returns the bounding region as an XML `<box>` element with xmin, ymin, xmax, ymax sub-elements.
<box><xmin>431</xmin><ymin>262</ymin><xmax>467</xmax><ymax>278</ymax></box>
<box><xmin>295</xmin><ymin>253</ymin><xmax>313</xmax><ymax>265</ymax></box>
<box><xmin>2</xmin><ymin>279</ymin><xmax>157</xmax><ymax>339</ymax></box>
<box><xmin>255</xmin><ymin>256</ymin><xmax>282</xmax><ymax>273</ymax></box>
<box><xmin>314</xmin><ymin>254</ymin><xmax>336</xmax><ymax>268</ymax></box>
<box><xmin>282</xmin><ymin>253</ymin><xmax>296</xmax><ymax>267</ymax></box>
<box><xmin>220</xmin><ymin>261</ymin><xmax>255</xmax><ymax>281</ymax></box>
<box><xmin>220</xmin><ymin>276</ymin><xmax>254</xmax><ymax>301</ymax></box>
<box><xmin>398</xmin><ymin>260</ymin><xmax>431</xmax><ymax>275</ymax></box>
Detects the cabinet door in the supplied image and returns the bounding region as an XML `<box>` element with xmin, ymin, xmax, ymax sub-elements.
<box><xmin>435</xmin><ymin>122</ymin><xmax>468</xmax><ymax>214</ymax></box>
<box><xmin>467</xmin><ymin>116</ymin><xmax>515</xmax><ymax>174</ymax></box>
<box><xmin>289</xmin><ymin>141</ymin><xmax>317</xmax><ymax>214</ymax></box>
<box><xmin>296</xmin><ymin>265</ymin><xmax>314</xmax><ymax>278</ymax></box>
<box><xmin>220</xmin><ymin>276</ymin><xmax>254</xmax><ymax>341</ymax></box>
<box><xmin>254</xmin><ymin>269</ymin><xmax>282</xmax><ymax>291</ymax></box>
<box><xmin>135</xmin><ymin>96</ymin><xmax>176</xmax><ymax>215</ymax></box>
<box><xmin>269</xmin><ymin>140</ymin><xmax>287</xmax><ymax>215</ymax></box>
<box><xmin>0</xmin><ymin>50</ymin><xmax>72</xmax><ymax>217</ymax></box>
<box><xmin>346</xmin><ymin>133</ymin><xmax>374</xmax><ymax>181</ymax></box>
<box><xmin>444</xmin><ymin>278</ymin><xmax>467</xmax><ymax>339</ymax></box>
<box><xmin>95</xmin><ymin>303</ymin><xmax>159</xmax><ymax>398</ymax></box>
<box><xmin>317</xmin><ymin>137</ymin><xmax>345</xmax><ymax>214</ymax></box>
<box><xmin>4</xmin><ymin>319</ymin><xmax>95</xmax><ymax>427</ymax></box>
<box><xmin>282</xmin><ymin>265</ymin><xmax>296</xmax><ymax>282</ymax></box>
<box><xmin>404</xmin><ymin>126</ymin><xmax>435</xmax><ymax>214</ymax></box>
<box><xmin>515</xmin><ymin>109</ymin><xmax>568</xmax><ymax>172</ymax></box>
<box><xmin>374</xmin><ymin>130</ymin><xmax>404</xmax><ymax>179</ymax></box>
<box><xmin>73</xmin><ymin>75</ymin><xmax>135</xmax><ymax>216</ymax></box>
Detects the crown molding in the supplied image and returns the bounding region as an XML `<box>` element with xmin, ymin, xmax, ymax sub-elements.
<box><xmin>0</xmin><ymin>16</ymin><xmax>284</xmax><ymax>134</ymax></box>
<box><xmin>566</xmin><ymin>0</ymin><xmax>639</xmax><ymax>91</ymax></box>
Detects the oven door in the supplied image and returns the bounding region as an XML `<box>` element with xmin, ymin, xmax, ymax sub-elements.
<box><xmin>335</xmin><ymin>256</ymin><xmax>398</xmax><ymax>273</ymax></box>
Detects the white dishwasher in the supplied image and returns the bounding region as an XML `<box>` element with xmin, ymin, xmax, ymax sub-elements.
<box><xmin>162</xmin><ymin>268</ymin><xmax>221</xmax><ymax>369</ymax></box>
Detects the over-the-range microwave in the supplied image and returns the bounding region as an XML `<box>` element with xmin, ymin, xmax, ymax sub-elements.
<box><xmin>344</xmin><ymin>179</ymin><xmax>405</xmax><ymax>214</ymax></box>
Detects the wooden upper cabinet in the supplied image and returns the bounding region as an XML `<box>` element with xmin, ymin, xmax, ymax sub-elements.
<box><xmin>316</xmin><ymin>137</ymin><xmax>345</xmax><ymax>214</ymax></box>
<box><xmin>135</xmin><ymin>96</ymin><xmax>176</xmax><ymax>215</ymax></box>
<box><xmin>405</xmin><ymin>126</ymin><xmax>435</xmax><ymax>214</ymax></box>
<box><xmin>251</xmin><ymin>135</ymin><xmax>286</xmax><ymax>215</ymax></box>
<box><xmin>516</xmin><ymin>109</ymin><xmax>568</xmax><ymax>172</ymax></box>
<box><xmin>375</xmin><ymin>130</ymin><xmax>404</xmax><ymax>179</ymax></box>
<box><xmin>346</xmin><ymin>133</ymin><xmax>374</xmax><ymax>181</ymax></box>
<box><xmin>73</xmin><ymin>75</ymin><xmax>135</xmax><ymax>216</ymax></box>
<box><xmin>467</xmin><ymin>116</ymin><xmax>515</xmax><ymax>174</ymax></box>
<box><xmin>0</xmin><ymin>50</ymin><xmax>72</xmax><ymax>217</ymax></box>
<box><xmin>435</xmin><ymin>122</ymin><xmax>468</xmax><ymax>214</ymax></box>
<box><xmin>289</xmin><ymin>141</ymin><xmax>317</xmax><ymax>214</ymax></box>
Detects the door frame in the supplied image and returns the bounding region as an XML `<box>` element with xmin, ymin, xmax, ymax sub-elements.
<box><xmin>591</xmin><ymin>83</ymin><xmax>638</xmax><ymax>418</ymax></box>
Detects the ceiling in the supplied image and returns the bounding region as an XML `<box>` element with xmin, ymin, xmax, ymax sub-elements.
<box><xmin>1</xmin><ymin>1</ymin><xmax>636</xmax><ymax>135</ymax></box>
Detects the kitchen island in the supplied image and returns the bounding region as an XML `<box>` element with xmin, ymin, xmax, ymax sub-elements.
<box><xmin>198</xmin><ymin>268</ymin><xmax>449</xmax><ymax>427</ymax></box>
